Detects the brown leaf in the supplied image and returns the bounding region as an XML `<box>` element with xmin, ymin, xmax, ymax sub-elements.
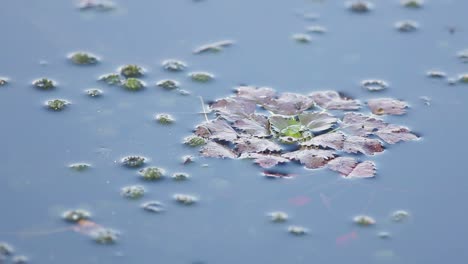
<box><xmin>262</xmin><ymin>93</ymin><xmax>315</xmax><ymax>115</ymax></box>
<box><xmin>327</xmin><ymin>157</ymin><xmax>376</xmax><ymax>178</ymax></box>
<box><xmin>343</xmin><ymin>136</ymin><xmax>384</xmax><ymax>155</ymax></box>
<box><xmin>236</xmin><ymin>86</ymin><xmax>276</xmax><ymax>104</ymax></box>
<box><xmin>342</xmin><ymin>112</ymin><xmax>387</xmax><ymax>137</ymax></box>
<box><xmin>240</xmin><ymin>153</ymin><xmax>289</xmax><ymax>168</ymax></box>
<box><xmin>300</xmin><ymin>131</ymin><xmax>345</xmax><ymax>150</ymax></box>
<box><xmin>283</xmin><ymin>149</ymin><xmax>335</xmax><ymax>169</ymax></box>
<box><xmin>200</xmin><ymin>142</ymin><xmax>237</xmax><ymax>159</ymax></box>
<box><xmin>232</xmin><ymin>114</ymin><xmax>270</xmax><ymax>137</ymax></box>
<box><xmin>195</xmin><ymin>119</ymin><xmax>238</xmax><ymax>142</ymax></box>
<box><xmin>367</xmin><ymin>98</ymin><xmax>408</xmax><ymax>116</ymax></box>
<box><xmin>374</xmin><ymin>124</ymin><xmax>418</xmax><ymax>144</ymax></box>
<box><xmin>310</xmin><ymin>91</ymin><xmax>361</xmax><ymax>110</ymax></box>
<box><xmin>235</xmin><ymin>137</ymin><xmax>282</xmax><ymax>153</ymax></box>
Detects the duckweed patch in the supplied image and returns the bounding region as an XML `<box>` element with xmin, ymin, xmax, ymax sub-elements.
<box><xmin>33</xmin><ymin>78</ymin><xmax>55</xmax><ymax>90</ymax></box>
<box><xmin>426</xmin><ymin>71</ymin><xmax>446</xmax><ymax>79</ymax></box>
<box><xmin>69</xmin><ymin>52</ymin><xmax>99</xmax><ymax>65</ymax></box>
<box><xmin>121</xmin><ymin>185</ymin><xmax>145</xmax><ymax>199</ymax></box>
<box><xmin>174</xmin><ymin>194</ymin><xmax>197</xmax><ymax>205</ymax></box>
<box><xmin>353</xmin><ymin>215</ymin><xmax>376</xmax><ymax>226</ymax></box>
<box><xmin>458</xmin><ymin>49</ymin><xmax>468</xmax><ymax>63</ymax></box>
<box><xmin>120</xmin><ymin>64</ymin><xmax>144</xmax><ymax>78</ymax></box>
<box><xmin>121</xmin><ymin>156</ymin><xmax>146</xmax><ymax>168</ymax></box>
<box><xmin>268</xmin><ymin>211</ymin><xmax>288</xmax><ymax>222</ymax></box>
<box><xmin>458</xmin><ymin>74</ymin><xmax>468</xmax><ymax>83</ymax></box>
<box><xmin>361</xmin><ymin>79</ymin><xmax>388</xmax><ymax>91</ymax></box>
<box><xmin>141</xmin><ymin>201</ymin><xmax>164</xmax><ymax>213</ymax></box>
<box><xmin>91</xmin><ymin>228</ymin><xmax>119</xmax><ymax>244</ymax></box>
<box><xmin>0</xmin><ymin>78</ymin><xmax>7</xmax><ymax>86</ymax></box>
<box><xmin>184</xmin><ymin>135</ymin><xmax>207</xmax><ymax>147</ymax></box>
<box><xmin>139</xmin><ymin>167</ymin><xmax>165</xmax><ymax>180</ymax></box>
<box><xmin>0</xmin><ymin>242</ymin><xmax>14</xmax><ymax>255</ymax></box>
<box><xmin>122</xmin><ymin>78</ymin><xmax>145</xmax><ymax>91</ymax></box>
<box><xmin>86</xmin><ymin>89</ymin><xmax>103</xmax><ymax>97</ymax></box>
<box><xmin>12</xmin><ymin>255</ymin><xmax>29</xmax><ymax>264</ymax></box>
<box><xmin>347</xmin><ymin>1</ymin><xmax>373</xmax><ymax>13</ymax></box>
<box><xmin>155</xmin><ymin>113</ymin><xmax>175</xmax><ymax>124</ymax></box>
<box><xmin>156</xmin><ymin>79</ymin><xmax>179</xmax><ymax>90</ymax></box>
<box><xmin>78</xmin><ymin>0</ymin><xmax>116</xmax><ymax>11</ymax></box>
<box><xmin>62</xmin><ymin>209</ymin><xmax>91</xmax><ymax>222</ymax></box>
<box><xmin>391</xmin><ymin>210</ymin><xmax>409</xmax><ymax>222</ymax></box>
<box><xmin>69</xmin><ymin>163</ymin><xmax>91</xmax><ymax>171</ymax></box>
<box><xmin>99</xmin><ymin>73</ymin><xmax>122</xmax><ymax>85</ymax></box>
<box><xmin>47</xmin><ymin>99</ymin><xmax>69</xmax><ymax>111</ymax></box>
<box><xmin>395</xmin><ymin>20</ymin><xmax>419</xmax><ymax>32</ymax></box>
<box><xmin>401</xmin><ymin>0</ymin><xmax>423</xmax><ymax>8</ymax></box>
<box><xmin>306</xmin><ymin>25</ymin><xmax>327</xmax><ymax>34</ymax></box>
<box><xmin>162</xmin><ymin>59</ymin><xmax>187</xmax><ymax>72</ymax></box>
<box><xmin>190</xmin><ymin>72</ymin><xmax>214</xmax><ymax>82</ymax></box>
<box><xmin>172</xmin><ymin>172</ymin><xmax>190</xmax><ymax>181</ymax></box>
<box><xmin>287</xmin><ymin>226</ymin><xmax>307</xmax><ymax>235</ymax></box>
<box><xmin>292</xmin><ymin>33</ymin><xmax>311</xmax><ymax>43</ymax></box>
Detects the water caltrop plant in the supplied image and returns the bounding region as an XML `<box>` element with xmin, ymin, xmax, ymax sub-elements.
<box><xmin>188</xmin><ymin>86</ymin><xmax>419</xmax><ymax>178</ymax></box>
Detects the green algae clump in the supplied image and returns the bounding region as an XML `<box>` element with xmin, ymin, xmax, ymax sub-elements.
<box><xmin>33</xmin><ymin>78</ymin><xmax>56</xmax><ymax>90</ymax></box>
<box><xmin>122</xmin><ymin>78</ymin><xmax>145</xmax><ymax>91</ymax></box>
<box><xmin>190</xmin><ymin>72</ymin><xmax>214</xmax><ymax>82</ymax></box>
<box><xmin>121</xmin><ymin>185</ymin><xmax>145</xmax><ymax>199</ymax></box>
<box><xmin>69</xmin><ymin>52</ymin><xmax>99</xmax><ymax>65</ymax></box>
<box><xmin>155</xmin><ymin>113</ymin><xmax>175</xmax><ymax>124</ymax></box>
<box><xmin>139</xmin><ymin>167</ymin><xmax>165</xmax><ymax>180</ymax></box>
<box><xmin>120</xmin><ymin>64</ymin><xmax>144</xmax><ymax>77</ymax></box>
<box><xmin>47</xmin><ymin>99</ymin><xmax>69</xmax><ymax>111</ymax></box>
<box><xmin>62</xmin><ymin>209</ymin><xmax>91</xmax><ymax>222</ymax></box>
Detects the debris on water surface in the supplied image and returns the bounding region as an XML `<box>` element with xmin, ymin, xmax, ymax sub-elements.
<box><xmin>90</xmin><ymin>228</ymin><xmax>119</xmax><ymax>244</ymax></box>
<box><xmin>426</xmin><ymin>70</ymin><xmax>446</xmax><ymax>79</ymax></box>
<box><xmin>179</xmin><ymin>89</ymin><xmax>191</xmax><ymax>96</ymax></box>
<box><xmin>391</xmin><ymin>210</ymin><xmax>409</xmax><ymax>222</ymax></box>
<box><xmin>99</xmin><ymin>73</ymin><xmax>122</xmax><ymax>85</ymax></box>
<box><xmin>68</xmin><ymin>52</ymin><xmax>99</xmax><ymax>65</ymax></box>
<box><xmin>62</xmin><ymin>209</ymin><xmax>91</xmax><ymax>222</ymax></box>
<box><xmin>193</xmin><ymin>40</ymin><xmax>234</xmax><ymax>54</ymax></box>
<box><xmin>12</xmin><ymin>255</ymin><xmax>29</xmax><ymax>264</ymax></box>
<box><xmin>419</xmin><ymin>96</ymin><xmax>431</xmax><ymax>106</ymax></box>
<box><xmin>458</xmin><ymin>49</ymin><xmax>468</xmax><ymax>63</ymax></box>
<box><xmin>156</xmin><ymin>79</ymin><xmax>179</xmax><ymax>90</ymax></box>
<box><xmin>395</xmin><ymin>20</ymin><xmax>419</xmax><ymax>32</ymax></box>
<box><xmin>86</xmin><ymin>89</ymin><xmax>103</xmax><ymax>97</ymax></box>
<box><xmin>287</xmin><ymin>226</ymin><xmax>307</xmax><ymax>235</ymax></box>
<box><xmin>353</xmin><ymin>215</ymin><xmax>376</xmax><ymax>226</ymax></box>
<box><xmin>361</xmin><ymin>79</ymin><xmax>388</xmax><ymax>91</ymax></box>
<box><xmin>367</xmin><ymin>98</ymin><xmax>408</xmax><ymax>115</ymax></box>
<box><xmin>122</xmin><ymin>78</ymin><xmax>145</xmax><ymax>91</ymax></box>
<box><xmin>190</xmin><ymin>72</ymin><xmax>214</xmax><ymax>82</ymax></box>
<box><xmin>401</xmin><ymin>0</ymin><xmax>423</xmax><ymax>8</ymax></box>
<box><xmin>46</xmin><ymin>99</ymin><xmax>69</xmax><ymax>111</ymax></box>
<box><xmin>141</xmin><ymin>201</ymin><xmax>164</xmax><ymax>213</ymax></box>
<box><xmin>182</xmin><ymin>155</ymin><xmax>195</xmax><ymax>164</ymax></box>
<box><xmin>162</xmin><ymin>59</ymin><xmax>187</xmax><ymax>72</ymax></box>
<box><xmin>78</xmin><ymin>0</ymin><xmax>116</xmax><ymax>11</ymax></box>
<box><xmin>292</xmin><ymin>33</ymin><xmax>311</xmax><ymax>43</ymax></box>
<box><xmin>0</xmin><ymin>78</ymin><xmax>8</xmax><ymax>86</ymax></box>
<box><xmin>119</xmin><ymin>64</ymin><xmax>144</xmax><ymax>78</ymax></box>
<box><xmin>121</xmin><ymin>156</ymin><xmax>146</xmax><ymax>168</ymax></box>
<box><xmin>155</xmin><ymin>113</ymin><xmax>175</xmax><ymax>124</ymax></box>
<box><xmin>139</xmin><ymin>167</ymin><xmax>165</xmax><ymax>180</ymax></box>
<box><xmin>174</xmin><ymin>194</ymin><xmax>197</xmax><ymax>205</ymax></box>
<box><xmin>184</xmin><ymin>136</ymin><xmax>207</xmax><ymax>147</ymax></box>
<box><xmin>306</xmin><ymin>25</ymin><xmax>327</xmax><ymax>34</ymax></box>
<box><xmin>377</xmin><ymin>231</ymin><xmax>391</xmax><ymax>239</ymax></box>
<box><xmin>121</xmin><ymin>185</ymin><xmax>145</xmax><ymax>199</ymax></box>
<box><xmin>268</xmin><ymin>211</ymin><xmax>288</xmax><ymax>222</ymax></box>
<box><xmin>33</xmin><ymin>78</ymin><xmax>56</xmax><ymax>90</ymax></box>
<box><xmin>69</xmin><ymin>163</ymin><xmax>91</xmax><ymax>171</ymax></box>
<box><xmin>0</xmin><ymin>242</ymin><xmax>14</xmax><ymax>255</ymax></box>
<box><xmin>172</xmin><ymin>172</ymin><xmax>190</xmax><ymax>181</ymax></box>
<box><xmin>347</xmin><ymin>1</ymin><xmax>373</xmax><ymax>13</ymax></box>
<box><xmin>458</xmin><ymin>73</ymin><xmax>468</xmax><ymax>83</ymax></box>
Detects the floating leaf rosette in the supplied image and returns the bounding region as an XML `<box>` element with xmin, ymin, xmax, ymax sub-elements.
<box><xmin>188</xmin><ymin>86</ymin><xmax>419</xmax><ymax>178</ymax></box>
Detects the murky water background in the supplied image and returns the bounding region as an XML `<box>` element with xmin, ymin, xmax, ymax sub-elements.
<box><xmin>1</xmin><ymin>0</ymin><xmax>467</xmax><ymax>263</ymax></box>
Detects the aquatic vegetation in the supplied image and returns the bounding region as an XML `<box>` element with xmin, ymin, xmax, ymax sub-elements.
<box><xmin>69</xmin><ymin>163</ymin><xmax>91</xmax><ymax>171</ymax></box>
<box><xmin>401</xmin><ymin>0</ymin><xmax>423</xmax><ymax>8</ymax></box>
<box><xmin>190</xmin><ymin>72</ymin><xmax>214</xmax><ymax>82</ymax></box>
<box><xmin>99</xmin><ymin>73</ymin><xmax>122</xmax><ymax>85</ymax></box>
<box><xmin>0</xmin><ymin>242</ymin><xmax>14</xmax><ymax>255</ymax></box>
<box><xmin>184</xmin><ymin>136</ymin><xmax>207</xmax><ymax>147</ymax></box>
<box><xmin>120</xmin><ymin>64</ymin><xmax>144</xmax><ymax>78</ymax></box>
<box><xmin>395</xmin><ymin>20</ymin><xmax>419</xmax><ymax>32</ymax></box>
<box><xmin>193</xmin><ymin>40</ymin><xmax>234</xmax><ymax>54</ymax></box>
<box><xmin>12</xmin><ymin>255</ymin><xmax>29</xmax><ymax>264</ymax></box>
<box><xmin>139</xmin><ymin>167</ymin><xmax>165</xmax><ymax>180</ymax></box>
<box><xmin>347</xmin><ymin>1</ymin><xmax>373</xmax><ymax>13</ymax></box>
<box><xmin>141</xmin><ymin>201</ymin><xmax>164</xmax><ymax>213</ymax></box>
<box><xmin>287</xmin><ymin>226</ymin><xmax>307</xmax><ymax>235</ymax></box>
<box><xmin>172</xmin><ymin>172</ymin><xmax>190</xmax><ymax>181</ymax></box>
<box><xmin>189</xmin><ymin>86</ymin><xmax>417</xmax><ymax>177</ymax></box>
<box><xmin>86</xmin><ymin>89</ymin><xmax>102</xmax><ymax>97</ymax></box>
<box><xmin>306</xmin><ymin>25</ymin><xmax>327</xmax><ymax>34</ymax></box>
<box><xmin>121</xmin><ymin>185</ymin><xmax>145</xmax><ymax>199</ymax></box>
<box><xmin>155</xmin><ymin>113</ymin><xmax>175</xmax><ymax>124</ymax></box>
<box><xmin>268</xmin><ymin>211</ymin><xmax>288</xmax><ymax>222</ymax></box>
<box><xmin>426</xmin><ymin>70</ymin><xmax>446</xmax><ymax>78</ymax></box>
<box><xmin>62</xmin><ymin>209</ymin><xmax>91</xmax><ymax>222</ymax></box>
<box><xmin>0</xmin><ymin>78</ymin><xmax>7</xmax><ymax>86</ymax></box>
<box><xmin>33</xmin><ymin>78</ymin><xmax>55</xmax><ymax>90</ymax></box>
<box><xmin>182</xmin><ymin>155</ymin><xmax>195</xmax><ymax>164</ymax></box>
<box><xmin>391</xmin><ymin>210</ymin><xmax>409</xmax><ymax>222</ymax></box>
<box><xmin>91</xmin><ymin>228</ymin><xmax>119</xmax><ymax>244</ymax></box>
<box><xmin>458</xmin><ymin>49</ymin><xmax>468</xmax><ymax>63</ymax></box>
<box><xmin>78</xmin><ymin>0</ymin><xmax>116</xmax><ymax>11</ymax></box>
<box><xmin>69</xmin><ymin>52</ymin><xmax>99</xmax><ymax>65</ymax></box>
<box><xmin>353</xmin><ymin>215</ymin><xmax>376</xmax><ymax>226</ymax></box>
<box><xmin>46</xmin><ymin>99</ymin><xmax>69</xmax><ymax>111</ymax></box>
<box><xmin>122</xmin><ymin>78</ymin><xmax>145</xmax><ymax>91</ymax></box>
<box><xmin>156</xmin><ymin>79</ymin><xmax>179</xmax><ymax>90</ymax></box>
<box><xmin>174</xmin><ymin>194</ymin><xmax>197</xmax><ymax>205</ymax></box>
<box><xmin>292</xmin><ymin>33</ymin><xmax>311</xmax><ymax>43</ymax></box>
<box><xmin>361</xmin><ymin>79</ymin><xmax>388</xmax><ymax>91</ymax></box>
<box><xmin>458</xmin><ymin>74</ymin><xmax>468</xmax><ymax>83</ymax></box>
<box><xmin>162</xmin><ymin>59</ymin><xmax>187</xmax><ymax>72</ymax></box>
<box><xmin>121</xmin><ymin>156</ymin><xmax>146</xmax><ymax>168</ymax></box>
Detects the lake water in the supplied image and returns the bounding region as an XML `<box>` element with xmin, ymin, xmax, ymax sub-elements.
<box><xmin>0</xmin><ymin>0</ymin><xmax>467</xmax><ymax>263</ymax></box>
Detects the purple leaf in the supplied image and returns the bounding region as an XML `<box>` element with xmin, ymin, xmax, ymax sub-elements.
<box><xmin>195</xmin><ymin>119</ymin><xmax>238</xmax><ymax>142</ymax></box>
<box><xmin>342</xmin><ymin>112</ymin><xmax>387</xmax><ymax>137</ymax></box>
<box><xmin>374</xmin><ymin>124</ymin><xmax>418</xmax><ymax>144</ymax></box>
<box><xmin>367</xmin><ymin>98</ymin><xmax>408</xmax><ymax>116</ymax></box>
<box><xmin>236</xmin><ymin>86</ymin><xmax>276</xmax><ymax>104</ymax></box>
<box><xmin>200</xmin><ymin>142</ymin><xmax>237</xmax><ymax>159</ymax></box>
<box><xmin>240</xmin><ymin>153</ymin><xmax>289</xmax><ymax>168</ymax></box>
<box><xmin>283</xmin><ymin>149</ymin><xmax>335</xmax><ymax>169</ymax></box>
<box><xmin>262</xmin><ymin>93</ymin><xmax>315</xmax><ymax>115</ymax></box>
<box><xmin>301</xmin><ymin>131</ymin><xmax>345</xmax><ymax>150</ymax></box>
<box><xmin>343</xmin><ymin>136</ymin><xmax>384</xmax><ymax>155</ymax></box>
<box><xmin>327</xmin><ymin>157</ymin><xmax>376</xmax><ymax>178</ymax></box>
<box><xmin>232</xmin><ymin>114</ymin><xmax>270</xmax><ymax>137</ymax></box>
<box><xmin>310</xmin><ymin>91</ymin><xmax>361</xmax><ymax>110</ymax></box>
<box><xmin>298</xmin><ymin>112</ymin><xmax>338</xmax><ymax>133</ymax></box>
<box><xmin>210</xmin><ymin>97</ymin><xmax>256</xmax><ymax>121</ymax></box>
<box><xmin>235</xmin><ymin>136</ymin><xmax>282</xmax><ymax>153</ymax></box>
